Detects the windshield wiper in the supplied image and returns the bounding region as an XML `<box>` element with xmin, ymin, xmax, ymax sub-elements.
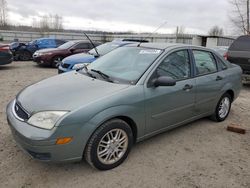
<box><xmin>88</xmin><ymin>51</ymin><xmax>100</xmax><ymax>57</ymax></box>
<box><xmin>90</xmin><ymin>69</ymin><xmax>113</xmax><ymax>82</ymax></box>
<box><xmin>77</xmin><ymin>65</ymin><xmax>96</xmax><ymax>78</ymax></box>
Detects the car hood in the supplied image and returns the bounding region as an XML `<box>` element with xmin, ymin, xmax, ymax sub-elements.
<box><xmin>63</xmin><ymin>53</ymin><xmax>96</xmax><ymax>65</ymax></box>
<box><xmin>16</xmin><ymin>72</ymin><xmax>130</xmax><ymax>113</ymax></box>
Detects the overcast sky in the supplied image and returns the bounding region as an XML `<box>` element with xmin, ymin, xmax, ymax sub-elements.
<box><xmin>6</xmin><ymin>0</ymin><xmax>232</xmax><ymax>34</ymax></box>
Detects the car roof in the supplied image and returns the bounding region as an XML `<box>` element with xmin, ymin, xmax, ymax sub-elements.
<box><xmin>67</xmin><ymin>40</ymin><xmax>100</xmax><ymax>43</ymax></box>
<box><xmin>108</xmin><ymin>41</ymin><xmax>137</xmax><ymax>46</ymax></box>
<box><xmin>37</xmin><ymin>38</ymin><xmax>66</xmax><ymax>41</ymax></box>
<box><xmin>127</xmin><ymin>42</ymin><xmax>210</xmax><ymax>50</ymax></box>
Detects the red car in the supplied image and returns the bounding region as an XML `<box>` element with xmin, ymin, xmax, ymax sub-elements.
<box><xmin>0</xmin><ymin>44</ymin><xmax>13</xmax><ymax>65</ymax></box>
<box><xmin>33</xmin><ymin>40</ymin><xmax>100</xmax><ymax>67</ymax></box>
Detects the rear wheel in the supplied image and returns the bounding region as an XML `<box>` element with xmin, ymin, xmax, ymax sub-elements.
<box><xmin>210</xmin><ymin>93</ymin><xmax>232</xmax><ymax>122</ymax></box>
<box><xmin>51</xmin><ymin>56</ymin><xmax>63</xmax><ymax>68</ymax></box>
<box><xmin>85</xmin><ymin>119</ymin><xmax>133</xmax><ymax>170</ymax></box>
<box><xmin>19</xmin><ymin>51</ymin><xmax>31</xmax><ymax>61</ymax></box>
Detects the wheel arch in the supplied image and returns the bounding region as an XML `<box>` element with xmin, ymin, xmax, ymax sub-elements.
<box><xmin>225</xmin><ymin>89</ymin><xmax>234</xmax><ymax>101</ymax></box>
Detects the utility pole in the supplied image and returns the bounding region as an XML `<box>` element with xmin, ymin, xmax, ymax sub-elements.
<box><xmin>247</xmin><ymin>0</ymin><xmax>250</xmax><ymax>34</ymax></box>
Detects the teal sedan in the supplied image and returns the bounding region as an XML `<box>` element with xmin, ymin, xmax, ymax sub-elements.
<box><xmin>6</xmin><ymin>43</ymin><xmax>242</xmax><ymax>170</ymax></box>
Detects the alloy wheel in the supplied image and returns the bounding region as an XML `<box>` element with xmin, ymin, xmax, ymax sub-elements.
<box><xmin>97</xmin><ymin>129</ymin><xmax>128</xmax><ymax>165</ymax></box>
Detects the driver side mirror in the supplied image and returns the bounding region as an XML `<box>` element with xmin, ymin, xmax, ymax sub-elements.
<box><xmin>152</xmin><ymin>76</ymin><xmax>176</xmax><ymax>87</ymax></box>
<box><xmin>70</xmin><ymin>48</ymin><xmax>76</xmax><ymax>53</ymax></box>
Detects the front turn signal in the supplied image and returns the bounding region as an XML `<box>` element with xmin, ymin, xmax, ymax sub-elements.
<box><xmin>56</xmin><ymin>137</ymin><xmax>73</xmax><ymax>145</ymax></box>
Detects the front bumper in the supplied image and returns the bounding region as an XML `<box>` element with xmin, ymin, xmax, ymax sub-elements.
<box><xmin>58</xmin><ymin>65</ymin><xmax>73</xmax><ymax>74</ymax></box>
<box><xmin>6</xmin><ymin>100</ymin><xmax>85</xmax><ymax>163</ymax></box>
<box><xmin>33</xmin><ymin>56</ymin><xmax>51</xmax><ymax>66</ymax></box>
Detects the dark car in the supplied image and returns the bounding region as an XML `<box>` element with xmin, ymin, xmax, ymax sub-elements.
<box><xmin>0</xmin><ymin>44</ymin><xmax>13</xmax><ymax>65</ymax></box>
<box><xmin>33</xmin><ymin>40</ymin><xmax>101</xmax><ymax>68</ymax></box>
<box><xmin>227</xmin><ymin>35</ymin><xmax>250</xmax><ymax>74</ymax></box>
<box><xmin>9</xmin><ymin>38</ymin><xmax>67</xmax><ymax>61</ymax></box>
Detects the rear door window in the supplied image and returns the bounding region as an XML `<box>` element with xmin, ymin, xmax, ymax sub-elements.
<box><xmin>215</xmin><ymin>55</ymin><xmax>228</xmax><ymax>71</ymax></box>
<box><xmin>193</xmin><ymin>50</ymin><xmax>217</xmax><ymax>76</ymax></box>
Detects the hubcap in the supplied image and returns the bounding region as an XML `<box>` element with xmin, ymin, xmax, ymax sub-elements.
<box><xmin>97</xmin><ymin>129</ymin><xmax>128</xmax><ymax>165</ymax></box>
<box><xmin>218</xmin><ymin>97</ymin><xmax>230</xmax><ymax>119</ymax></box>
<box><xmin>54</xmin><ymin>57</ymin><xmax>61</xmax><ymax>67</ymax></box>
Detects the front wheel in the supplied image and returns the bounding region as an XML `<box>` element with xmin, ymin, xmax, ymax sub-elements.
<box><xmin>84</xmin><ymin>119</ymin><xmax>133</xmax><ymax>170</ymax></box>
<box><xmin>19</xmin><ymin>51</ymin><xmax>31</xmax><ymax>61</ymax></box>
<box><xmin>210</xmin><ymin>93</ymin><xmax>232</xmax><ymax>122</ymax></box>
<box><xmin>51</xmin><ymin>56</ymin><xmax>63</xmax><ymax>68</ymax></box>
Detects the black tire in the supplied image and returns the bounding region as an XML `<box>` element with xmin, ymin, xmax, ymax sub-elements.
<box><xmin>51</xmin><ymin>56</ymin><xmax>63</xmax><ymax>68</ymax></box>
<box><xmin>210</xmin><ymin>93</ymin><xmax>232</xmax><ymax>122</ymax></box>
<box><xmin>19</xmin><ymin>51</ymin><xmax>31</xmax><ymax>61</ymax></box>
<box><xmin>84</xmin><ymin>119</ymin><xmax>133</xmax><ymax>170</ymax></box>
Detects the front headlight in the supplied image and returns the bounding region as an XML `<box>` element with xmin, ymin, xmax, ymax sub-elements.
<box><xmin>72</xmin><ymin>63</ymin><xmax>89</xmax><ymax>70</ymax></box>
<box><xmin>27</xmin><ymin>111</ymin><xmax>68</xmax><ymax>130</ymax></box>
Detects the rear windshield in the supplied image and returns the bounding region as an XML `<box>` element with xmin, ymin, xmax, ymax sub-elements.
<box><xmin>229</xmin><ymin>36</ymin><xmax>250</xmax><ymax>51</ymax></box>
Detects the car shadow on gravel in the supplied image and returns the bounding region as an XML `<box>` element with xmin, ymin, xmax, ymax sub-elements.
<box><xmin>243</xmin><ymin>84</ymin><xmax>250</xmax><ymax>90</ymax></box>
<box><xmin>133</xmin><ymin>117</ymin><xmax>213</xmax><ymax>147</ymax></box>
<box><xmin>33</xmin><ymin>64</ymin><xmax>56</xmax><ymax>70</ymax></box>
<box><xmin>0</xmin><ymin>66</ymin><xmax>18</xmax><ymax>71</ymax></box>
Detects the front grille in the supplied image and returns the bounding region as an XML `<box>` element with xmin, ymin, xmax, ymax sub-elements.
<box><xmin>13</xmin><ymin>102</ymin><xmax>29</xmax><ymax>121</ymax></box>
<box><xmin>61</xmin><ymin>63</ymin><xmax>70</xmax><ymax>69</ymax></box>
<box><xmin>27</xmin><ymin>150</ymin><xmax>51</xmax><ymax>160</ymax></box>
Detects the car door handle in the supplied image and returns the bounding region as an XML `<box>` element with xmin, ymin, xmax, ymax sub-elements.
<box><xmin>183</xmin><ymin>84</ymin><xmax>193</xmax><ymax>91</ymax></box>
<box><xmin>216</xmin><ymin>76</ymin><xmax>223</xmax><ymax>81</ymax></box>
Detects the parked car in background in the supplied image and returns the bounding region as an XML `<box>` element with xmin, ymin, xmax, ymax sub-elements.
<box><xmin>227</xmin><ymin>35</ymin><xmax>250</xmax><ymax>83</ymax></box>
<box><xmin>0</xmin><ymin>44</ymin><xmax>13</xmax><ymax>65</ymax></box>
<box><xmin>210</xmin><ymin>46</ymin><xmax>228</xmax><ymax>60</ymax></box>
<box><xmin>227</xmin><ymin>35</ymin><xmax>250</xmax><ymax>74</ymax></box>
<box><xmin>58</xmin><ymin>39</ymin><xmax>148</xmax><ymax>73</ymax></box>
<box><xmin>7</xmin><ymin>43</ymin><xmax>242</xmax><ymax>170</ymax></box>
<box><xmin>9</xmin><ymin>38</ymin><xmax>67</xmax><ymax>61</ymax></box>
<box><xmin>33</xmin><ymin>40</ymin><xmax>101</xmax><ymax>68</ymax></box>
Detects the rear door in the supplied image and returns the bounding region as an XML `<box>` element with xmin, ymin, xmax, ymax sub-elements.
<box><xmin>192</xmin><ymin>50</ymin><xmax>226</xmax><ymax>115</ymax></box>
<box><xmin>228</xmin><ymin>36</ymin><xmax>250</xmax><ymax>72</ymax></box>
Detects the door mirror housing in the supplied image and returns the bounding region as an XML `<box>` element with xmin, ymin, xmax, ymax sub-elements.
<box><xmin>153</xmin><ymin>76</ymin><xmax>176</xmax><ymax>87</ymax></box>
<box><xmin>70</xmin><ymin>48</ymin><xmax>75</xmax><ymax>53</ymax></box>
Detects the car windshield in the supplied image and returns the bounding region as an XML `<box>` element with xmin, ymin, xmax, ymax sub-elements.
<box><xmin>28</xmin><ymin>40</ymin><xmax>37</xmax><ymax>45</ymax></box>
<box><xmin>88</xmin><ymin>42</ymin><xmax>120</xmax><ymax>56</ymax></box>
<box><xmin>58</xmin><ymin>41</ymin><xmax>76</xmax><ymax>49</ymax></box>
<box><xmin>84</xmin><ymin>47</ymin><xmax>163</xmax><ymax>84</ymax></box>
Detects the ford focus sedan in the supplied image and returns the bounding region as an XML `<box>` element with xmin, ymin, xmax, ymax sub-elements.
<box><xmin>6</xmin><ymin>43</ymin><xmax>242</xmax><ymax>170</ymax></box>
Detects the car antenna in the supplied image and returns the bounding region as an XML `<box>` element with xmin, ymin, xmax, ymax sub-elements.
<box><xmin>137</xmin><ymin>21</ymin><xmax>167</xmax><ymax>47</ymax></box>
<box><xmin>83</xmin><ymin>32</ymin><xmax>100</xmax><ymax>57</ymax></box>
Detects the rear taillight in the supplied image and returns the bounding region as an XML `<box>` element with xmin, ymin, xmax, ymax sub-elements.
<box><xmin>0</xmin><ymin>46</ymin><xmax>10</xmax><ymax>53</ymax></box>
<box><xmin>223</xmin><ymin>52</ymin><xmax>228</xmax><ymax>60</ymax></box>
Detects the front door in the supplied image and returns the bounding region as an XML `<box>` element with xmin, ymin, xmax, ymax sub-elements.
<box><xmin>144</xmin><ymin>49</ymin><xmax>196</xmax><ymax>135</ymax></box>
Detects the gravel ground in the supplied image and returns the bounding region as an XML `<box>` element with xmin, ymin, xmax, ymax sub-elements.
<box><xmin>0</xmin><ymin>61</ymin><xmax>250</xmax><ymax>188</ymax></box>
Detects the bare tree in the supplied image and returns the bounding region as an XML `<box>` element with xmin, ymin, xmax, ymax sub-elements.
<box><xmin>39</xmin><ymin>15</ymin><xmax>50</xmax><ymax>31</ymax></box>
<box><xmin>229</xmin><ymin>0</ymin><xmax>250</xmax><ymax>34</ymax></box>
<box><xmin>0</xmin><ymin>0</ymin><xmax>8</xmax><ymax>26</ymax></box>
<box><xmin>53</xmin><ymin>14</ymin><xmax>63</xmax><ymax>31</ymax></box>
<box><xmin>209</xmin><ymin>26</ymin><xmax>224</xmax><ymax>36</ymax></box>
<box><xmin>38</xmin><ymin>14</ymin><xmax>63</xmax><ymax>31</ymax></box>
